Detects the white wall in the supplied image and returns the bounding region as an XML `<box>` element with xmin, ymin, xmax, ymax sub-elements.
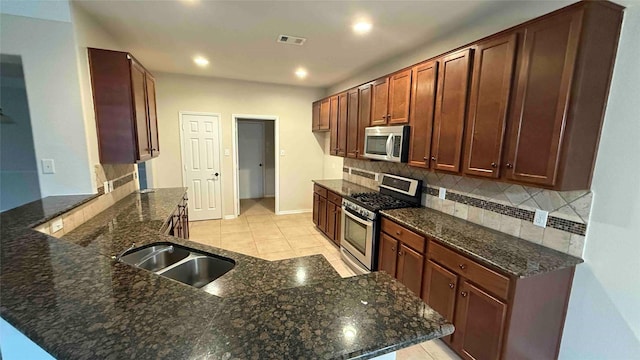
<box><xmin>0</xmin><ymin>12</ymin><xmax>93</xmax><ymax>196</ymax></box>
<box><xmin>264</xmin><ymin>120</ymin><xmax>275</xmax><ymax>197</ymax></box>
<box><xmin>151</xmin><ymin>73</ymin><xmax>325</xmax><ymax>216</ymax></box>
<box><xmin>559</xmin><ymin>1</ymin><xmax>640</xmax><ymax>357</ymax></box>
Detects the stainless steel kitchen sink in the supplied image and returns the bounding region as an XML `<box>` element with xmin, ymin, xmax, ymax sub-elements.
<box><xmin>116</xmin><ymin>242</ymin><xmax>235</xmax><ymax>288</ymax></box>
<box><xmin>160</xmin><ymin>256</ymin><xmax>235</xmax><ymax>288</ymax></box>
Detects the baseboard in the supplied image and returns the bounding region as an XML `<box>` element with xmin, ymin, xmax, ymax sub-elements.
<box><xmin>264</xmin><ymin>195</ymin><xmax>275</xmax><ymax>198</ymax></box>
<box><xmin>276</xmin><ymin>209</ymin><xmax>312</xmax><ymax>215</ymax></box>
<box><xmin>223</xmin><ymin>214</ymin><xmax>237</xmax><ymax>220</ymax></box>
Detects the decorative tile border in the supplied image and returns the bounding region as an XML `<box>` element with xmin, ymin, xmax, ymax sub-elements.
<box><xmin>350</xmin><ymin>169</ymin><xmax>376</xmax><ymax>180</ymax></box>
<box><xmin>343</xmin><ymin>167</ymin><xmax>350</xmax><ymax>173</ymax></box>
<box><xmin>113</xmin><ymin>173</ymin><xmax>134</xmax><ymax>189</ymax></box>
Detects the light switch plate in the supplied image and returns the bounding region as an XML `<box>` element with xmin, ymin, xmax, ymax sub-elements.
<box><xmin>41</xmin><ymin>159</ymin><xmax>55</xmax><ymax>174</ymax></box>
<box><xmin>280</xmin><ymin>150</ymin><xmax>286</xmax><ymax>156</ymax></box>
<box><xmin>50</xmin><ymin>218</ymin><xmax>64</xmax><ymax>233</ymax></box>
<box><xmin>438</xmin><ymin>187</ymin><xmax>447</xmax><ymax>200</ymax></box>
<box><xmin>224</xmin><ymin>149</ymin><xmax>230</xmax><ymax>156</ymax></box>
<box><xmin>534</xmin><ymin>209</ymin><xmax>549</xmax><ymax>228</ymax></box>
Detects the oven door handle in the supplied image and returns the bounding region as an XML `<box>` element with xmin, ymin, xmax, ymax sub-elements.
<box><xmin>343</xmin><ymin>206</ymin><xmax>372</xmax><ymax>226</ymax></box>
<box><xmin>386</xmin><ymin>134</ymin><xmax>394</xmax><ymax>157</ymax></box>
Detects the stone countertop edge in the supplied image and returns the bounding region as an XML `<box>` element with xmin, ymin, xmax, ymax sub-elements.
<box><xmin>380</xmin><ymin>208</ymin><xmax>583</xmax><ymax>279</ymax></box>
<box><xmin>1</xmin><ymin>188</ymin><xmax>453</xmax><ymax>360</ymax></box>
<box><xmin>312</xmin><ymin>179</ymin><xmax>376</xmax><ymax>197</ymax></box>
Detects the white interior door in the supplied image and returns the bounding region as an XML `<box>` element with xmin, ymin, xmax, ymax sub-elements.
<box><xmin>238</xmin><ymin>121</ymin><xmax>264</xmax><ymax>199</ymax></box>
<box><xmin>181</xmin><ymin>113</ymin><xmax>222</xmax><ymax>220</ymax></box>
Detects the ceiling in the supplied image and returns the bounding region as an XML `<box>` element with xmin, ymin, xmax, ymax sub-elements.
<box><xmin>75</xmin><ymin>0</ymin><xmax>538</xmax><ymax>88</ymax></box>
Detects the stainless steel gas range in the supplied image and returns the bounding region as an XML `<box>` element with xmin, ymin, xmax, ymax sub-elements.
<box><xmin>340</xmin><ymin>173</ymin><xmax>422</xmax><ymax>274</ymax></box>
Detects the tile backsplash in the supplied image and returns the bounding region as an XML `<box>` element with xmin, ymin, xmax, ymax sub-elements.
<box><xmin>343</xmin><ymin>158</ymin><xmax>590</xmax><ymax>258</ymax></box>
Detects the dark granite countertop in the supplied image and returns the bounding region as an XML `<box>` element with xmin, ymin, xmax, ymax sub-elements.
<box><xmin>1</xmin><ymin>188</ymin><xmax>453</xmax><ymax>359</ymax></box>
<box><xmin>381</xmin><ymin>207</ymin><xmax>583</xmax><ymax>278</ymax></box>
<box><xmin>313</xmin><ymin>179</ymin><xmax>375</xmax><ymax>197</ymax></box>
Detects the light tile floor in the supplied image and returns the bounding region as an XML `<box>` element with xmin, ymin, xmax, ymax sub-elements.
<box><xmin>189</xmin><ymin>198</ymin><xmax>460</xmax><ymax>360</ymax></box>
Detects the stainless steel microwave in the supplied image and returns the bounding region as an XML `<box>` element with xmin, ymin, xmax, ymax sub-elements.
<box><xmin>363</xmin><ymin>125</ymin><xmax>410</xmax><ymax>162</ymax></box>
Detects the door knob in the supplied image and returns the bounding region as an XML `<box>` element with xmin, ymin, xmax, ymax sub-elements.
<box><xmin>214</xmin><ymin>173</ymin><xmax>219</xmax><ymax>177</ymax></box>
<box><xmin>259</xmin><ymin>163</ymin><xmax>262</xmax><ymax>167</ymax></box>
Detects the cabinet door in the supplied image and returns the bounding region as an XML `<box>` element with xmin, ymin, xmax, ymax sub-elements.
<box><xmin>326</xmin><ymin>201</ymin><xmax>338</xmax><ymax>242</ymax></box>
<box><xmin>431</xmin><ymin>49</ymin><xmax>472</xmax><ymax>172</ymax></box>
<box><xmin>504</xmin><ymin>11</ymin><xmax>582</xmax><ymax>186</ymax></box>
<box><xmin>337</xmin><ymin>92</ymin><xmax>348</xmax><ymax>157</ymax></box>
<box><xmin>318</xmin><ymin>196</ymin><xmax>328</xmax><ymax>233</ymax></box>
<box><xmin>358</xmin><ymin>84</ymin><xmax>372</xmax><ymax>159</ymax></box>
<box><xmin>346</xmin><ymin>89</ymin><xmax>360</xmax><ymax>158</ymax></box>
<box><xmin>378</xmin><ymin>233</ymin><xmax>398</xmax><ymax>277</ymax></box>
<box><xmin>334</xmin><ymin>205</ymin><xmax>342</xmax><ymax>246</ymax></box>
<box><xmin>130</xmin><ymin>60</ymin><xmax>151</xmax><ymax>161</ymax></box>
<box><xmin>422</xmin><ymin>260</ymin><xmax>458</xmax><ymax>343</ymax></box>
<box><xmin>453</xmin><ymin>280</ymin><xmax>507</xmax><ymax>360</ymax></box>
<box><xmin>329</xmin><ymin>95</ymin><xmax>339</xmax><ymax>155</ymax></box>
<box><xmin>312</xmin><ymin>193</ymin><xmax>320</xmax><ymax>226</ymax></box>
<box><xmin>396</xmin><ymin>243</ymin><xmax>424</xmax><ymax>296</ymax></box>
<box><xmin>408</xmin><ymin>61</ymin><xmax>438</xmax><ymax>169</ymax></box>
<box><xmin>312</xmin><ymin>101</ymin><xmax>321</xmax><ymax>131</ymax></box>
<box><xmin>146</xmin><ymin>73</ymin><xmax>160</xmax><ymax>157</ymax></box>
<box><xmin>319</xmin><ymin>98</ymin><xmax>330</xmax><ymax>131</ymax></box>
<box><xmin>371</xmin><ymin>77</ymin><xmax>389</xmax><ymax>125</ymax></box>
<box><xmin>463</xmin><ymin>35</ymin><xmax>516</xmax><ymax>178</ymax></box>
<box><xmin>388</xmin><ymin>69</ymin><xmax>412</xmax><ymax>124</ymax></box>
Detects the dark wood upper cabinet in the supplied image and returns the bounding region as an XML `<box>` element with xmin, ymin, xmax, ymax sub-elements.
<box><xmin>146</xmin><ymin>73</ymin><xmax>160</xmax><ymax>156</ymax></box>
<box><xmin>357</xmin><ymin>84</ymin><xmax>373</xmax><ymax>159</ymax></box>
<box><xmin>329</xmin><ymin>95</ymin><xmax>339</xmax><ymax>155</ymax></box>
<box><xmin>396</xmin><ymin>243</ymin><xmax>424</xmax><ymax>296</ymax></box>
<box><xmin>388</xmin><ymin>69</ymin><xmax>412</xmax><ymax>124</ymax></box>
<box><xmin>408</xmin><ymin>61</ymin><xmax>438</xmax><ymax>169</ymax></box>
<box><xmin>346</xmin><ymin>88</ymin><xmax>360</xmax><ymax>158</ymax></box>
<box><xmin>89</xmin><ymin>48</ymin><xmax>159</xmax><ymax>164</ymax></box>
<box><xmin>337</xmin><ymin>92</ymin><xmax>348</xmax><ymax>157</ymax></box>
<box><xmin>378</xmin><ymin>233</ymin><xmax>398</xmax><ymax>277</ymax></box>
<box><xmin>503</xmin><ymin>4</ymin><xmax>623</xmax><ymax>190</ymax></box>
<box><xmin>463</xmin><ymin>34</ymin><xmax>517</xmax><ymax>178</ymax></box>
<box><xmin>452</xmin><ymin>280</ymin><xmax>507</xmax><ymax>360</ymax></box>
<box><xmin>431</xmin><ymin>49</ymin><xmax>472</xmax><ymax>173</ymax></box>
<box><xmin>371</xmin><ymin>77</ymin><xmax>389</xmax><ymax>125</ymax></box>
<box><xmin>319</xmin><ymin>98</ymin><xmax>330</xmax><ymax>132</ymax></box>
<box><xmin>312</xmin><ymin>101</ymin><xmax>321</xmax><ymax>131</ymax></box>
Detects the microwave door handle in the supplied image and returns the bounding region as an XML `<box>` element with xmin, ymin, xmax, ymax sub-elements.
<box><xmin>386</xmin><ymin>134</ymin><xmax>394</xmax><ymax>157</ymax></box>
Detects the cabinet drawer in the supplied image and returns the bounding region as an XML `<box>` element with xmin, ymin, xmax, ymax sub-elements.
<box><xmin>381</xmin><ymin>218</ymin><xmax>425</xmax><ymax>253</ymax></box>
<box><xmin>314</xmin><ymin>184</ymin><xmax>327</xmax><ymax>198</ymax></box>
<box><xmin>429</xmin><ymin>240</ymin><xmax>510</xmax><ymax>300</ymax></box>
<box><xmin>327</xmin><ymin>191</ymin><xmax>342</xmax><ymax>205</ymax></box>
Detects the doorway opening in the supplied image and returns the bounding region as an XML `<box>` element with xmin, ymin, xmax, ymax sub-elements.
<box><xmin>232</xmin><ymin>115</ymin><xmax>279</xmax><ymax>217</ymax></box>
<box><xmin>0</xmin><ymin>55</ymin><xmax>41</xmax><ymax>211</ymax></box>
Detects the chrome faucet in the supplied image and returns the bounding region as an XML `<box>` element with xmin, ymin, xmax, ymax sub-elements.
<box><xmin>134</xmin><ymin>245</ymin><xmax>174</xmax><ymax>267</ymax></box>
<box><xmin>112</xmin><ymin>243</ymin><xmax>136</xmax><ymax>262</ymax></box>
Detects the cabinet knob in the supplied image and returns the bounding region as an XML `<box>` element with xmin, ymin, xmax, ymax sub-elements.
<box><xmin>398</xmin><ymin>251</ymin><xmax>403</xmax><ymax>256</ymax></box>
<box><xmin>491</xmin><ymin>162</ymin><xmax>497</xmax><ymax>168</ymax></box>
<box><xmin>461</xmin><ymin>291</ymin><xmax>468</xmax><ymax>297</ymax></box>
<box><xmin>448</xmin><ymin>283</ymin><xmax>455</xmax><ymax>289</ymax></box>
<box><xmin>423</xmin><ymin>157</ymin><xmax>429</xmax><ymax>161</ymax></box>
<box><xmin>459</xmin><ymin>264</ymin><xmax>466</xmax><ymax>270</ymax></box>
<box><xmin>506</xmin><ymin>163</ymin><xmax>513</xmax><ymax>168</ymax></box>
<box><xmin>391</xmin><ymin>246</ymin><xmax>396</xmax><ymax>252</ymax></box>
<box><xmin>396</xmin><ymin>230</ymin><xmax>401</xmax><ymax>235</ymax></box>
<box><xmin>431</xmin><ymin>156</ymin><xmax>436</xmax><ymax>161</ymax></box>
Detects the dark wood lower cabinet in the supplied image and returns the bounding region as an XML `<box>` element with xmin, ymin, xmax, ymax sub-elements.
<box><xmin>453</xmin><ymin>280</ymin><xmax>507</xmax><ymax>360</ymax></box>
<box><xmin>396</xmin><ymin>244</ymin><xmax>424</xmax><ymax>296</ymax></box>
<box><xmin>422</xmin><ymin>260</ymin><xmax>458</xmax><ymax>343</ymax></box>
<box><xmin>312</xmin><ymin>185</ymin><xmax>341</xmax><ymax>245</ymax></box>
<box><xmin>167</xmin><ymin>196</ymin><xmax>189</xmax><ymax>239</ymax></box>
<box><xmin>379</xmin><ymin>233</ymin><xmax>399</xmax><ymax>277</ymax></box>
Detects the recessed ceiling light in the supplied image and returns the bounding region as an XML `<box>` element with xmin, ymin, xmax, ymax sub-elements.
<box><xmin>193</xmin><ymin>56</ymin><xmax>209</xmax><ymax>67</ymax></box>
<box><xmin>353</xmin><ymin>20</ymin><xmax>372</xmax><ymax>35</ymax></box>
<box><xmin>295</xmin><ymin>68</ymin><xmax>308</xmax><ymax>79</ymax></box>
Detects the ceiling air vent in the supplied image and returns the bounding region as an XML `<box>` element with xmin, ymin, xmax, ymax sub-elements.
<box><xmin>277</xmin><ymin>34</ymin><xmax>307</xmax><ymax>46</ymax></box>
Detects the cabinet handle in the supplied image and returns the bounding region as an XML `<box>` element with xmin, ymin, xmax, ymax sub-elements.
<box><xmin>491</xmin><ymin>162</ymin><xmax>497</xmax><ymax>168</ymax></box>
<box><xmin>461</xmin><ymin>291</ymin><xmax>468</xmax><ymax>297</ymax></box>
<box><xmin>506</xmin><ymin>163</ymin><xmax>513</xmax><ymax>168</ymax></box>
<box><xmin>448</xmin><ymin>283</ymin><xmax>455</xmax><ymax>289</ymax></box>
<box><xmin>431</xmin><ymin>156</ymin><xmax>436</xmax><ymax>161</ymax></box>
<box><xmin>459</xmin><ymin>264</ymin><xmax>466</xmax><ymax>270</ymax></box>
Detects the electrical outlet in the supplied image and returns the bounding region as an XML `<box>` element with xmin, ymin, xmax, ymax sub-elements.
<box><xmin>50</xmin><ymin>218</ymin><xmax>64</xmax><ymax>233</ymax></box>
<box><xmin>108</xmin><ymin>180</ymin><xmax>114</xmax><ymax>192</ymax></box>
<box><xmin>280</xmin><ymin>150</ymin><xmax>286</xmax><ymax>156</ymax></box>
<box><xmin>41</xmin><ymin>159</ymin><xmax>55</xmax><ymax>174</ymax></box>
<box><xmin>103</xmin><ymin>181</ymin><xmax>110</xmax><ymax>194</ymax></box>
<box><xmin>438</xmin><ymin>187</ymin><xmax>447</xmax><ymax>200</ymax></box>
<box><xmin>533</xmin><ymin>209</ymin><xmax>549</xmax><ymax>228</ymax></box>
